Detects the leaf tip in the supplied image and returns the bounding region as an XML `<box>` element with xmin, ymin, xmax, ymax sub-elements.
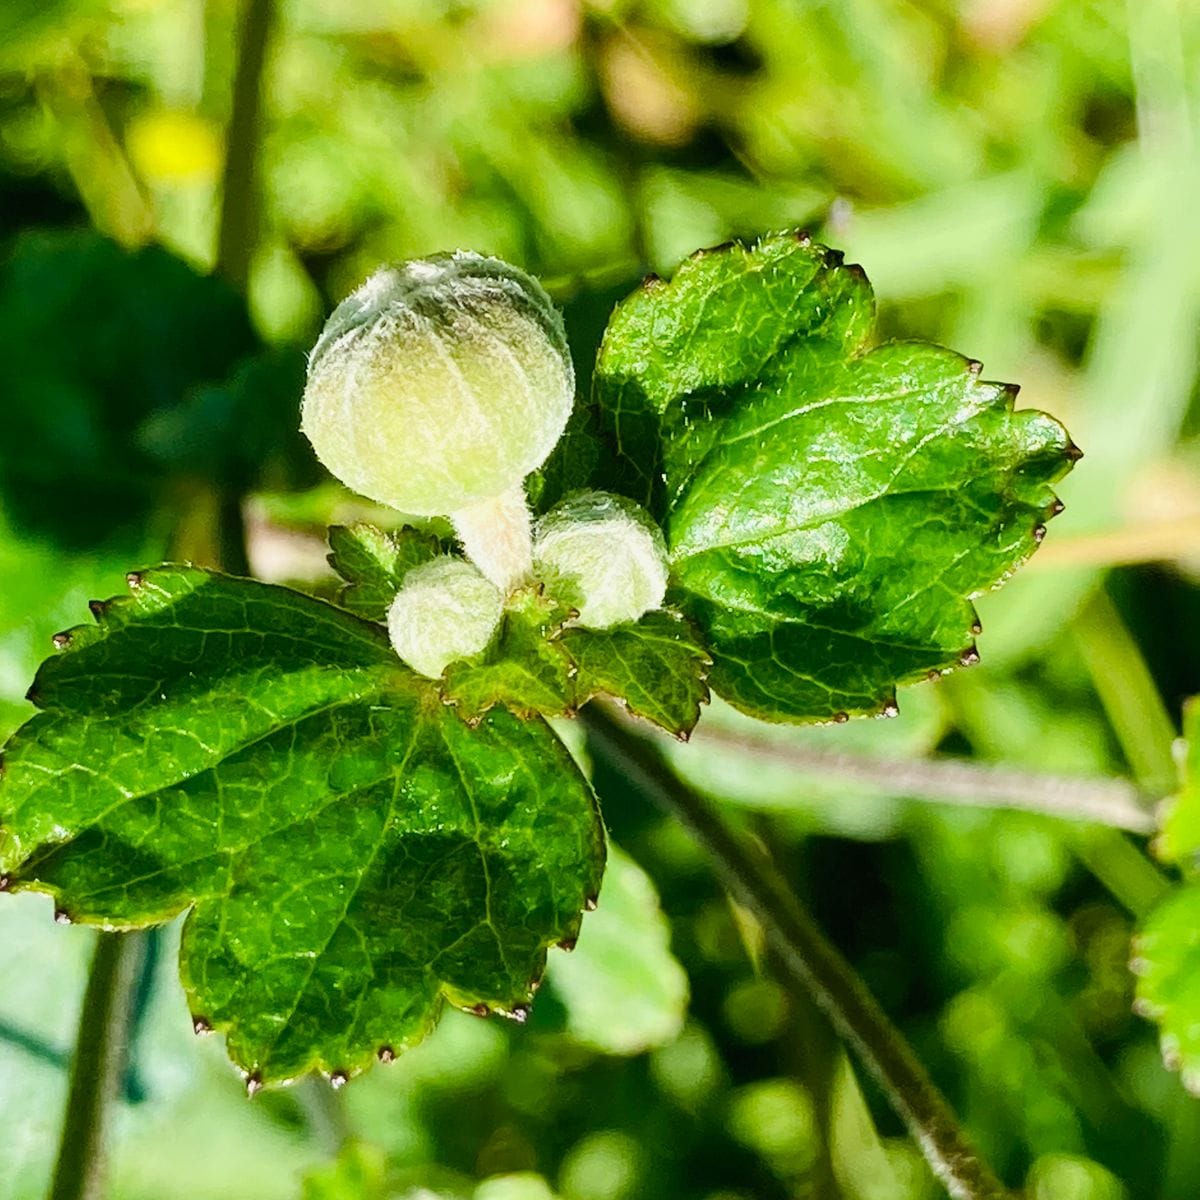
<box><xmin>641</xmin><ymin>272</ymin><xmax>665</xmax><ymax>291</ymax></box>
<box><xmin>88</xmin><ymin>599</ymin><xmax>110</xmax><ymax>622</ymax></box>
<box><xmin>959</xmin><ymin>646</ymin><xmax>981</xmax><ymax>667</ymax></box>
<box><xmin>0</xmin><ymin>875</ymin><xmax>10</xmax><ymax>893</ymax></box>
<box><xmin>879</xmin><ymin>700</ymin><xmax>899</xmax><ymax>719</ymax></box>
<box><xmin>793</xmin><ymin>228</ymin><xmax>812</xmax><ymax>247</ymax></box>
<box><xmin>832</xmin><ymin>710</ymin><xmax>850</xmax><ymax>724</ymax></box>
<box><xmin>192</xmin><ymin>1016</ymin><xmax>212</xmax><ymax>1036</ymax></box>
<box><xmin>126</xmin><ymin>571</ymin><xmax>145</xmax><ymax>591</ymax></box>
<box><xmin>584</xmin><ymin>893</ymin><xmax>599</xmax><ymax>912</ymax></box>
<box><xmin>245</xmin><ymin>1072</ymin><xmax>264</xmax><ymax>1097</ymax></box>
<box><xmin>469</xmin><ymin>1002</ymin><xmax>491</xmax><ymax>1018</ymax></box>
<box><xmin>1063</xmin><ymin>440</ymin><xmax>1084</xmax><ymax>462</ymax></box>
<box><xmin>1032</xmin><ymin>523</ymin><xmax>1047</xmax><ymax>544</ymax></box>
<box><xmin>377</xmin><ymin>1045</ymin><xmax>396</xmax><ymax>1063</ymax></box>
<box><xmin>1048</xmin><ymin>497</ymin><xmax>1066</xmax><ymax>518</ymax></box>
<box><xmin>966</xmin><ymin>358</ymin><xmax>983</xmax><ymax>377</ymax></box>
<box><xmin>507</xmin><ymin>1003</ymin><xmax>531</xmax><ymax>1024</ymax></box>
<box><xmin>329</xmin><ymin>1070</ymin><xmax>350</xmax><ymax>1090</ymax></box>
<box><xmin>52</xmin><ymin>630</ymin><xmax>73</xmax><ymax>650</ymax></box>
<box><xmin>970</xmin><ymin>615</ymin><xmax>983</xmax><ymax>636</ymax></box>
<box><xmin>556</xmin><ymin>935</ymin><xmax>578</xmax><ymax>953</ymax></box>
<box><xmin>53</xmin><ymin>908</ymin><xmax>72</xmax><ymax>925</ymax></box>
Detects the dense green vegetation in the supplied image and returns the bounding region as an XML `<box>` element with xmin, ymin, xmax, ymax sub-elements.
<box><xmin>2</xmin><ymin>2</ymin><xmax>1200</xmax><ymax>1199</ymax></box>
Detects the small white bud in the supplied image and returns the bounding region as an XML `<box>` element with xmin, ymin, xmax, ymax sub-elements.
<box><xmin>302</xmin><ymin>252</ymin><xmax>574</xmax><ymax>518</ymax></box>
<box><xmin>387</xmin><ymin>556</ymin><xmax>503</xmax><ymax>679</ymax></box>
<box><xmin>533</xmin><ymin>492</ymin><xmax>669</xmax><ymax>629</ymax></box>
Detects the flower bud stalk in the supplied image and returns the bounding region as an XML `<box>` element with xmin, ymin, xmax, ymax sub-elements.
<box><xmin>452</xmin><ymin>482</ymin><xmax>535</xmax><ymax>594</ymax></box>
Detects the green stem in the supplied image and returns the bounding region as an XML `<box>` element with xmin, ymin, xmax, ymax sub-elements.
<box><xmin>216</xmin><ymin>0</ymin><xmax>274</xmax><ymax>288</ymax></box>
<box><xmin>1074</xmin><ymin>586</ymin><xmax>1178</xmax><ymax>794</ymax></box>
<box><xmin>47</xmin><ymin>932</ymin><xmax>142</xmax><ymax>1200</ymax></box>
<box><xmin>582</xmin><ymin>706</ymin><xmax>1011</xmax><ymax>1200</ymax></box>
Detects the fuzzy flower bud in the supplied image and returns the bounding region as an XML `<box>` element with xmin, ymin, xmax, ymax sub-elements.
<box><xmin>303</xmin><ymin>252</ymin><xmax>573</xmax><ymax>516</ymax></box>
<box><xmin>533</xmin><ymin>492</ymin><xmax>669</xmax><ymax>629</ymax></box>
<box><xmin>387</xmin><ymin>556</ymin><xmax>503</xmax><ymax>679</ymax></box>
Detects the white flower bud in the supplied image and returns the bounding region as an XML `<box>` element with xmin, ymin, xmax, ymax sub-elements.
<box><xmin>387</xmin><ymin>556</ymin><xmax>503</xmax><ymax>679</ymax></box>
<box><xmin>533</xmin><ymin>492</ymin><xmax>669</xmax><ymax>629</ymax></box>
<box><xmin>302</xmin><ymin>253</ymin><xmax>575</xmax><ymax>518</ymax></box>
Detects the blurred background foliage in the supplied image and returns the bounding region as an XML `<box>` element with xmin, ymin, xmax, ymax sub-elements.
<box><xmin>2</xmin><ymin>0</ymin><xmax>1200</xmax><ymax>1197</ymax></box>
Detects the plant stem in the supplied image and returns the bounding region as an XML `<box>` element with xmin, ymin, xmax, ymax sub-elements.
<box><xmin>47</xmin><ymin>932</ymin><xmax>142</xmax><ymax>1200</ymax></box>
<box><xmin>1074</xmin><ymin>587</ymin><xmax>1178</xmax><ymax>795</ymax></box>
<box><xmin>583</xmin><ymin>705</ymin><xmax>1012</xmax><ymax>1200</ymax></box>
<box><xmin>35</xmin><ymin>54</ymin><xmax>154</xmax><ymax>250</ymax></box>
<box><xmin>216</xmin><ymin>0</ymin><xmax>274</xmax><ymax>289</ymax></box>
<box><xmin>452</xmin><ymin>483</ymin><xmax>535</xmax><ymax>593</ymax></box>
<box><xmin>691</xmin><ymin>729</ymin><xmax>1158</xmax><ymax>834</ymax></box>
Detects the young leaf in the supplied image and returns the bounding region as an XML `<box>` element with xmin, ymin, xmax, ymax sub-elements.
<box><xmin>594</xmin><ymin>232</ymin><xmax>1076</xmax><ymax>722</ymax></box>
<box><xmin>440</xmin><ymin>595</ymin><xmax>710</xmax><ymax>739</ymax></box>
<box><xmin>561</xmin><ymin>611</ymin><xmax>711</xmax><ymax>740</ymax></box>
<box><xmin>328</xmin><ymin>523</ymin><xmax>445</xmax><ymax>621</ymax></box>
<box><xmin>441</xmin><ymin>587</ymin><xmax>577</xmax><ymax>723</ymax></box>
<box><xmin>0</xmin><ymin>568</ymin><xmax>604</xmax><ymax>1085</ymax></box>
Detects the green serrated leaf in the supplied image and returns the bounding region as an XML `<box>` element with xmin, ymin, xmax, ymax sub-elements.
<box><xmin>441</xmin><ymin>588</ymin><xmax>577</xmax><ymax>723</ymax></box>
<box><xmin>328</xmin><ymin>523</ymin><xmax>445</xmax><ymax>621</ymax></box>
<box><xmin>594</xmin><ymin>232</ymin><xmax>1076</xmax><ymax>722</ymax></box>
<box><xmin>562</xmin><ymin>611</ymin><xmax>711</xmax><ymax>739</ymax></box>
<box><xmin>0</xmin><ymin>568</ymin><xmax>604</xmax><ymax>1085</ymax></box>
<box><xmin>441</xmin><ymin>597</ymin><xmax>710</xmax><ymax>738</ymax></box>
<box><xmin>547</xmin><ymin>845</ymin><xmax>688</xmax><ymax>1055</ymax></box>
<box><xmin>1153</xmin><ymin>696</ymin><xmax>1200</xmax><ymax>868</ymax></box>
<box><xmin>1134</xmin><ymin>883</ymin><xmax>1200</xmax><ymax>1094</ymax></box>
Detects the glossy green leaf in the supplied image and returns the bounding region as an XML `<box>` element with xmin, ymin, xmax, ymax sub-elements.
<box><xmin>547</xmin><ymin>845</ymin><xmax>688</xmax><ymax>1055</ymax></box>
<box><xmin>327</xmin><ymin>523</ymin><xmax>445</xmax><ymax>622</ymax></box>
<box><xmin>440</xmin><ymin>593</ymin><xmax>710</xmax><ymax>738</ymax></box>
<box><xmin>0</xmin><ymin>568</ymin><xmax>604</xmax><ymax>1085</ymax></box>
<box><xmin>562</xmin><ymin>611</ymin><xmax>711</xmax><ymax>740</ymax></box>
<box><xmin>594</xmin><ymin>232</ymin><xmax>1076</xmax><ymax>721</ymax></box>
<box><xmin>1153</xmin><ymin>696</ymin><xmax>1200</xmax><ymax>868</ymax></box>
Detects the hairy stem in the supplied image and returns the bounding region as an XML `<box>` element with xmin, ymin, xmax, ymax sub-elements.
<box><xmin>452</xmin><ymin>482</ymin><xmax>534</xmax><ymax>594</ymax></box>
<box><xmin>583</xmin><ymin>705</ymin><xmax>1011</xmax><ymax>1200</ymax></box>
<box><xmin>47</xmin><ymin>932</ymin><xmax>142</xmax><ymax>1200</ymax></box>
<box><xmin>692</xmin><ymin>729</ymin><xmax>1158</xmax><ymax>834</ymax></box>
